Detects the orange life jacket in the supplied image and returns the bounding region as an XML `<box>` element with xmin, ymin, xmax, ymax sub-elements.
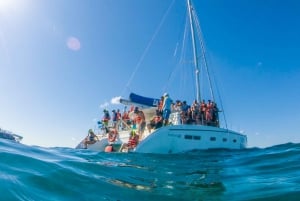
<box><xmin>122</xmin><ymin>112</ymin><xmax>129</xmax><ymax>120</ymax></box>
<box><xmin>201</xmin><ymin>103</ymin><xmax>206</xmax><ymax>112</ymax></box>
<box><xmin>135</xmin><ymin>116</ymin><xmax>142</xmax><ymax>123</ymax></box>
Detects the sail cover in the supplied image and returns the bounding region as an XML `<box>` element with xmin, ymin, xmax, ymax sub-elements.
<box><xmin>129</xmin><ymin>93</ymin><xmax>160</xmax><ymax>107</ymax></box>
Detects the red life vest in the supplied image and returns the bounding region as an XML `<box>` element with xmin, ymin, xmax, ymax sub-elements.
<box><xmin>135</xmin><ymin>115</ymin><xmax>142</xmax><ymax>123</ymax></box>
<box><xmin>104</xmin><ymin>145</ymin><xmax>113</xmax><ymax>152</ymax></box>
<box><xmin>128</xmin><ymin>138</ymin><xmax>137</xmax><ymax>148</ymax></box>
<box><xmin>201</xmin><ymin>103</ymin><xmax>206</xmax><ymax>112</ymax></box>
<box><xmin>108</xmin><ymin>129</ymin><xmax>118</xmax><ymax>142</ymax></box>
<box><xmin>122</xmin><ymin>112</ymin><xmax>129</xmax><ymax>120</ymax></box>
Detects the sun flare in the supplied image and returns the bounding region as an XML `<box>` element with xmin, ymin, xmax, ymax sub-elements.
<box><xmin>0</xmin><ymin>0</ymin><xmax>15</xmax><ymax>8</ymax></box>
<box><xmin>0</xmin><ymin>0</ymin><xmax>26</xmax><ymax>14</ymax></box>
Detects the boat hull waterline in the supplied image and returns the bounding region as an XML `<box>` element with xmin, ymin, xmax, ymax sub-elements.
<box><xmin>78</xmin><ymin>124</ymin><xmax>246</xmax><ymax>154</ymax></box>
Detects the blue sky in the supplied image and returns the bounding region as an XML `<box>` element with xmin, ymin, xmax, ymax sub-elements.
<box><xmin>0</xmin><ymin>0</ymin><xmax>299</xmax><ymax>148</ymax></box>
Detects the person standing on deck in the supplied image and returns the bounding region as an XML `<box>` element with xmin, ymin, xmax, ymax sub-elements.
<box><xmin>102</xmin><ymin>109</ymin><xmax>110</xmax><ymax>127</ymax></box>
<box><xmin>122</xmin><ymin>107</ymin><xmax>131</xmax><ymax>129</ymax></box>
<box><xmin>181</xmin><ymin>100</ymin><xmax>189</xmax><ymax>113</ymax></box>
<box><xmin>84</xmin><ymin>129</ymin><xmax>98</xmax><ymax>149</ymax></box>
<box><xmin>116</xmin><ymin>109</ymin><xmax>122</xmax><ymax>120</ymax></box>
<box><xmin>158</xmin><ymin>96</ymin><xmax>164</xmax><ymax>115</ymax></box>
<box><xmin>162</xmin><ymin>92</ymin><xmax>172</xmax><ymax>126</ymax></box>
<box><xmin>133</xmin><ymin>107</ymin><xmax>146</xmax><ymax>140</ymax></box>
<box><xmin>147</xmin><ymin>109</ymin><xmax>163</xmax><ymax>133</ymax></box>
<box><xmin>205</xmin><ymin>100</ymin><xmax>213</xmax><ymax>125</ymax></box>
<box><xmin>200</xmin><ymin>100</ymin><xmax>206</xmax><ymax>124</ymax></box>
<box><xmin>111</xmin><ymin>109</ymin><xmax>117</xmax><ymax>128</ymax></box>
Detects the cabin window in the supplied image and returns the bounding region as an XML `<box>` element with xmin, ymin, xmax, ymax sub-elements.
<box><xmin>210</xmin><ymin>137</ymin><xmax>216</xmax><ymax>141</ymax></box>
<box><xmin>184</xmin><ymin>135</ymin><xmax>193</xmax><ymax>140</ymax></box>
<box><xmin>223</xmin><ymin>138</ymin><xmax>227</xmax><ymax>142</ymax></box>
<box><xmin>233</xmin><ymin>139</ymin><xmax>237</xmax><ymax>143</ymax></box>
<box><xmin>193</xmin><ymin>136</ymin><xmax>201</xmax><ymax>140</ymax></box>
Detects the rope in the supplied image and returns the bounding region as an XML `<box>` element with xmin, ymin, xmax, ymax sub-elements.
<box><xmin>192</xmin><ymin>7</ymin><xmax>228</xmax><ymax>129</ymax></box>
<box><xmin>121</xmin><ymin>0</ymin><xmax>176</xmax><ymax>96</ymax></box>
<box><xmin>192</xmin><ymin>8</ymin><xmax>215</xmax><ymax>101</ymax></box>
<box><xmin>162</xmin><ymin>10</ymin><xmax>189</xmax><ymax>94</ymax></box>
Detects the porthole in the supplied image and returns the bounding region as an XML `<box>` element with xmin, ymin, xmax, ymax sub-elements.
<box><xmin>184</xmin><ymin>135</ymin><xmax>193</xmax><ymax>140</ymax></box>
<box><xmin>210</xmin><ymin>137</ymin><xmax>216</xmax><ymax>141</ymax></box>
<box><xmin>193</xmin><ymin>136</ymin><xmax>201</xmax><ymax>140</ymax></box>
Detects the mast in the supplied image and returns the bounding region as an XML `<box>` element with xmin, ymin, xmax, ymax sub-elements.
<box><xmin>187</xmin><ymin>0</ymin><xmax>201</xmax><ymax>102</ymax></box>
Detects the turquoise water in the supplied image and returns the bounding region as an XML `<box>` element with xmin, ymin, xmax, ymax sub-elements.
<box><xmin>1</xmin><ymin>139</ymin><xmax>300</xmax><ymax>201</ymax></box>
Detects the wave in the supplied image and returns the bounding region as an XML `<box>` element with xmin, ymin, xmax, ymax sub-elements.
<box><xmin>1</xmin><ymin>139</ymin><xmax>300</xmax><ymax>201</ymax></box>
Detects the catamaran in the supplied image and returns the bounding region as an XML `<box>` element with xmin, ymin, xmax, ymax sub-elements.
<box><xmin>76</xmin><ymin>0</ymin><xmax>247</xmax><ymax>153</ymax></box>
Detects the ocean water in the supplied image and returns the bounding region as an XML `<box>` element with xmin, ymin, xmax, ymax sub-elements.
<box><xmin>1</xmin><ymin>139</ymin><xmax>300</xmax><ymax>201</ymax></box>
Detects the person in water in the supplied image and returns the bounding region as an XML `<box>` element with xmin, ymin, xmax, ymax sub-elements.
<box><xmin>84</xmin><ymin>129</ymin><xmax>98</xmax><ymax>149</ymax></box>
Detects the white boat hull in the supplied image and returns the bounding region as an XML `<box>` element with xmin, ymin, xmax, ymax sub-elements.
<box><xmin>77</xmin><ymin>124</ymin><xmax>247</xmax><ymax>154</ymax></box>
<box><xmin>134</xmin><ymin>125</ymin><xmax>247</xmax><ymax>154</ymax></box>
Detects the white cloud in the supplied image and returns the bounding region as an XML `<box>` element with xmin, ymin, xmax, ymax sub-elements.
<box><xmin>111</xmin><ymin>96</ymin><xmax>121</xmax><ymax>105</ymax></box>
<box><xmin>98</xmin><ymin>96</ymin><xmax>121</xmax><ymax>110</ymax></box>
<box><xmin>99</xmin><ymin>101</ymin><xmax>109</xmax><ymax>109</ymax></box>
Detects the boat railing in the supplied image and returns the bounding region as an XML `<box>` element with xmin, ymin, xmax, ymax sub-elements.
<box><xmin>168</xmin><ymin>111</ymin><xmax>220</xmax><ymax>127</ymax></box>
<box><xmin>169</xmin><ymin>112</ymin><xmax>182</xmax><ymax>125</ymax></box>
<box><xmin>116</xmin><ymin>119</ymin><xmax>131</xmax><ymax>131</ymax></box>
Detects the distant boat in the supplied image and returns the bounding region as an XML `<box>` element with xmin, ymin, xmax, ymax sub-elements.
<box><xmin>0</xmin><ymin>128</ymin><xmax>23</xmax><ymax>143</ymax></box>
<box><xmin>76</xmin><ymin>0</ymin><xmax>247</xmax><ymax>153</ymax></box>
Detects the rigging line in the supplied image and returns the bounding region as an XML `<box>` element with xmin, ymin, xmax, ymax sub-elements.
<box><xmin>121</xmin><ymin>0</ymin><xmax>176</xmax><ymax>97</ymax></box>
<box><xmin>162</xmin><ymin>10</ymin><xmax>189</xmax><ymax>94</ymax></box>
<box><xmin>192</xmin><ymin>8</ymin><xmax>215</xmax><ymax>101</ymax></box>
<box><xmin>214</xmin><ymin>79</ymin><xmax>228</xmax><ymax>129</ymax></box>
<box><xmin>167</xmin><ymin>2</ymin><xmax>197</xmax><ymax>101</ymax></box>
<box><xmin>192</xmin><ymin>8</ymin><xmax>227</xmax><ymax>128</ymax></box>
<box><xmin>179</xmin><ymin>11</ymin><xmax>189</xmax><ymax>65</ymax></box>
<box><xmin>206</xmin><ymin>60</ymin><xmax>228</xmax><ymax>129</ymax></box>
<box><xmin>181</xmin><ymin>18</ymin><xmax>197</xmax><ymax>101</ymax></box>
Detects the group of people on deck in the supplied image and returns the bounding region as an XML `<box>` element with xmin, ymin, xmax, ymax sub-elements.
<box><xmin>158</xmin><ymin>93</ymin><xmax>221</xmax><ymax>127</ymax></box>
<box><xmin>84</xmin><ymin>105</ymin><xmax>148</xmax><ymax>150</ymax></box>
<box><xmin>84</xmin><ymin>92</ymin><xmax>221</xmax><ymax>149</ymax></box>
